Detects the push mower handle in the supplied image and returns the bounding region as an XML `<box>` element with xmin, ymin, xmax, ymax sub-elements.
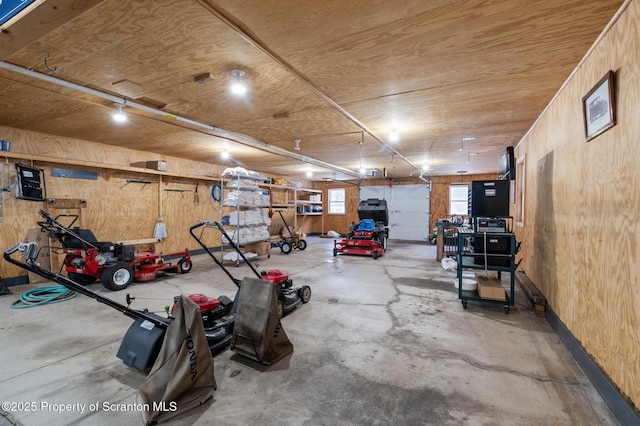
<box><xmin>36</xmin><ymin>209</ymin><xmax>97</xmax><ymax>250</ymax></box>
<box><xmin>189</xmin><ymin>220</ymin><xmax>260</xmax><ymax>285</ymax></box>
<box><xmin>4</xmin><ymin>241</ymin><xmax>39</xmax><ymax>260</ymax></box>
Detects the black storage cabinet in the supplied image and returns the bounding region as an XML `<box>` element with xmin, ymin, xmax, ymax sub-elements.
<box><xmin>468</xmin><ymin>180</ymin><xmax>509</xmax><ymax>217</ymax></box>
<box><xmin>472</xmin><ymin>234</ymin><xmax>511</xmax><ymax>267</ymax></box>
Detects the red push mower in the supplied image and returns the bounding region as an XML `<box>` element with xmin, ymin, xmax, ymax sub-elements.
<box><xmin>190</xmin><ymin>220</ymin><xmax>311</xmax><ymax>318</ymax></box>
<box><xmin>334</xmin><ymin>198</ymin><xmax>389</xmax><ymax>259</ymax></box>
<box><xmin>37</xmin><ymin>210</ymin><xmax>191</xmax><ymax>291</ymax></box>
<box><xmin>4</xmin><ymin>240</ymin><xmax>236</xmax><ymax>372</ymax></box>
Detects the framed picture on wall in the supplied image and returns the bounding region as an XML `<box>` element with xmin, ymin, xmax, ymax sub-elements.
<box><xmin>582</xmin><ymin>70</ymin><xmax>616</xmax><ymax>142</ymax></box>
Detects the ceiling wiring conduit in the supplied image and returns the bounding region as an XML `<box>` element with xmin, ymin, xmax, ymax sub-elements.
<box><xmin>0</xmin><ymin>61</ymin><xmax>361</xmax><ymax>179</ymax></box>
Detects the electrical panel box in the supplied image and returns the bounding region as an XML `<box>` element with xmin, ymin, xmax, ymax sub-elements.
<box><xmin>16</xmin><ymin>163</ymin><xmax>46</xmax><ymax>202</ymax></box>
<box><xmin>468</xmin><ymin>180</ymin><xmax>509</xmax><ymax>217</ymax></box>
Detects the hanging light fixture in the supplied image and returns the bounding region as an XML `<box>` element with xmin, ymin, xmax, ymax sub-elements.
<box><xmin>112</xmin><ymin>102</ymin><xmax>127</xmax><ymax>123</ymax></box>
<box><xmin>221</xmin><ymin>149</ymin><xmax>230</xmax><ymax>160</ymax></box>
<box><xmin>389</xmin><ymin>128</ymin><xmax>399</xmax><ymax>142</ymax></box>
<box><xmin>359</xmin><ymin>132</ymin><xmax>366</xmax><ymax>175</ymax></box>
<box><xmin>460</xmin><ymin>136</ymin><xmax>475</xmax><ymax>151</ymax></box>
<box><xmin>230</xmin><ymin>69</ymin><xmax>247</xmax><ymax>96</ymax></box>
<box><xmin>467</xmin><ymin>152</ymin><xmax>479</xmax><ymax>164</ymax></box>
<box><xmin>294</xmin><ymin>139</ymin><xmax>301</xmax><ymax>150</ymax></box>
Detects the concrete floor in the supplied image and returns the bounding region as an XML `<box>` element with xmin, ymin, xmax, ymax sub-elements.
<box><xmin>0</xmin><ymin>237</ymin><xmax>619</xmax><ymax>425</ymax></box>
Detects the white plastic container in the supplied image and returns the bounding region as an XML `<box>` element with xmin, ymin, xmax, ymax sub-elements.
<box><xmin>454</xmin><ymin>277</ymin><xmax>477</xmax><ymax>291</ymax></box>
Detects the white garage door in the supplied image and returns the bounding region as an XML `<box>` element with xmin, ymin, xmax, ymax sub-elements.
<box><xmin>360</xmin><ymin>184</ymin><xmax>430</xmax><ymax>241</ymax></box>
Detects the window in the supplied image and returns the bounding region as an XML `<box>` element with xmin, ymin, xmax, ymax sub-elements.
<box><xmin>449</xmin><ymin>184</ymin><xmax>469</xmax><ymax>215</ymax></box>
<box><xmin>516</xmin><ymin>155</ymin><xmax>525</xmax><ymax>226</ymax></box>
<box><xmin>328</xmin><ymin>188</ymin><xmax>346</xmax><ymax>214</ymax></box>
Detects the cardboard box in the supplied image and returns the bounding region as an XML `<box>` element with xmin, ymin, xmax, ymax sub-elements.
<box><xmin>244</xmin><ymin>241</ymin><xmax>270</xmax><ymax>256</ymax></box>
<box><xmin>475</xmin><ymin>273</ymin><xmax>506</xmax><ymax>301</ymax></box>
<box><xmin>131</xmin><ymin>160</ymin><xmax>168</xmax><ymax>171</ymax></box>
<box><xmin>145</xmin><ymin>160</ymin><xmax>167</xmax><ymax>171</ymax></box>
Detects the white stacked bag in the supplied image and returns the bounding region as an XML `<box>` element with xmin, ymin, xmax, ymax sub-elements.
<box><xmin>226</xmin><ymin>209</ymin><xmax>271</xmax><ymax>226</ymax></box>
<box><xmin>223</xmin><ymin>189</ymin><xmax>269</xmax><ymax>207</ymax></box>
<box><xmin>222</xmin><ymin>225</ymin><xmax>270</xmax><ymax>245</ymax></box>
<box><xmin>221</xmin><ymin>167</ymin><xmax>271</xmax><ymax>245</ymax></box>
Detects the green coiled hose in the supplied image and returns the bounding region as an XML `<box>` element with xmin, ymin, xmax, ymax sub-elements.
<box><xmin>10</xmin><ymin>285</ymin><xmax>77</xmax><ymax>309</ymax></box>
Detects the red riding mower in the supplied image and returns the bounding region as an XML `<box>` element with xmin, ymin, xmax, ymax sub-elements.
<box><xmin>37</xmin><ymin>210</ymin><xmax>191</xmax><ymax>291</ymax></box>
<box><xmin>334</xmin><ymin>198</ymin><xmax>389</xmax><ymax>259</ymax></box>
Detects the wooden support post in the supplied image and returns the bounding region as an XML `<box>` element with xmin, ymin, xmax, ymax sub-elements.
<box><xmin>436</xmin><ymin>226</ymin><xmax>444</xmax><ymax>261</ymax></box>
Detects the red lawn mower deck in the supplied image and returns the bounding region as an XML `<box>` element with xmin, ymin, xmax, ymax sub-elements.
<box><xmin>334</xmin><ymin>198</ymin><xmax>389</xmax><ymax>259</ymax></box>
<box><xmin>37</xmin><ymin>210</ymin><xmax>191</xmax><ymax>291</ymax></box>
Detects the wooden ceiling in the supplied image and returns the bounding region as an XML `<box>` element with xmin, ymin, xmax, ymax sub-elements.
<box><xmin>0</xmin><ymin>0</ymin><xmax>624</xmax><ymax>181</ymax></box>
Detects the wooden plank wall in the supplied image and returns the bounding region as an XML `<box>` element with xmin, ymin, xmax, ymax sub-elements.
<box><xmin>315</xmin><ymin>174</ymin><xmax>495</xmax><ymax>238</ymax></box>
<box><xmin>514</xmin><ymin>1</ymin><xmax>639</xmax><ymax>409</ymax></box>
<box><xmin>428</xmin><ymin>173</ymin><xmax>496</xmax><ymax>233</ymax></box>
<box><xmin>0</xmin><ymin>126</ymin><xmax>224</xmax><ymax>279</ymax></box>
<box><xmin>317</xmin><ymin>182</ymin><xmax>360</xmax><ymax>235</ymax></box>
<box><xmin>295</xmin><ymin>214</ymin><xmax>322</xmax><ymax>235</ymax></box>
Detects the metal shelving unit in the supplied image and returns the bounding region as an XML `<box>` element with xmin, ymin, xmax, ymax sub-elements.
<box><xmin>221</xmin><ymin>174</ymin><xmax>271</xmax><ymax>266</ymax></box>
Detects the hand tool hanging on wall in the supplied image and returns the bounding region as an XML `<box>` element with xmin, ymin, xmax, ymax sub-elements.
<box><xmin>154</xmin><ymin>175</ymin><xmax>167</xmax><ymax>238</ymax></box>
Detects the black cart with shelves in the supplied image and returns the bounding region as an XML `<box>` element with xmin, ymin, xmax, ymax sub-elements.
<box><xmin>457</xmin><ymin>228</ymin><xmax>516</xmax><ymax>314</ymax></box>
